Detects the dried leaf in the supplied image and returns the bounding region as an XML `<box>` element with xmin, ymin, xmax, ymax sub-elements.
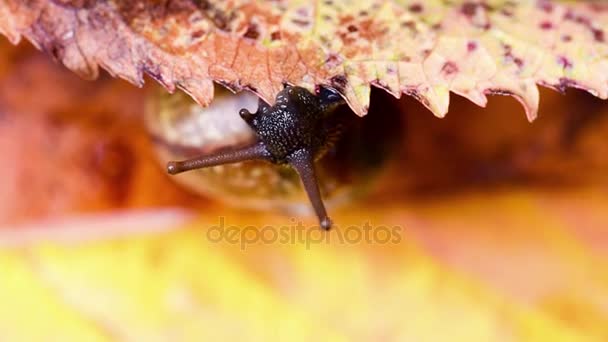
<box><xmin>1</xmin><ymin>1</ymin><xmax>607</xmax><ymax>120</ymax></box>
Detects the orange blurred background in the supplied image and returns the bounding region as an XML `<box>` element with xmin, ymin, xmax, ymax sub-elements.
<box><xmin>1</xmin><ymin>39</ymin><xmax>607</xmax><ymax>340</ymax></box>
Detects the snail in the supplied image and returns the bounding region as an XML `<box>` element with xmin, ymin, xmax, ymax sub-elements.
<box><xmin>146</xmin><ymin>85</ymin><xmax>400</xmax><ymax>229</ymax></box>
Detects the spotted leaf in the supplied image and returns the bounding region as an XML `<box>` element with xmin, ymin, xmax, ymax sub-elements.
<box><xmin>1</xmin><ymin>0</ymin><xmax>607</xmax><ymax>120</ymax></box>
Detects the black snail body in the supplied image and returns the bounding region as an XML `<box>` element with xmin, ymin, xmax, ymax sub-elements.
<box><xmin>146</xmin><ymin>85</ymin><xmax>400</xmax><ymax>230</ymax></box>
<box><xmin>166</xmin><ymin>86</ymin><xmax>345</xmax><ymax>230</ymax></box>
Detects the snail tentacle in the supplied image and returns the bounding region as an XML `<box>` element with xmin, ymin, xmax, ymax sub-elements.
<box><xmin>289</xmin><ymin>148</ymin><xmax>332</xmax><ymax>230</ymax></box>
<box><xmin>238</xmin><ymin>108</ymin><xmax>255</xmax><ymax>124</ymax></box>
<box><xmin>167</xmin><ymin>142</ymin><xmax>270</xmax><ymax>175</ymax></box>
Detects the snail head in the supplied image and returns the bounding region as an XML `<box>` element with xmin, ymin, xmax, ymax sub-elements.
<box><xmin>167</xmin><ymin>85</ymin><xmax>346</xmax><ymax>230</ymax></box>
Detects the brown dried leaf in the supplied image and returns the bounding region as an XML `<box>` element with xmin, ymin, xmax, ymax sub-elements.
<box><xmin>2</xmin><ymin>0</ymin><xmax>607</xmax><ymax>120</ymax></box>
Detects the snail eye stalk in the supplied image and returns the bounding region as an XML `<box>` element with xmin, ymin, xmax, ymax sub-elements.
<box><xmin>288</xmin><ymin>149</ymin><xmax>332</xmax><ymax>230</ymax></box>
<box><xmin>166</xmin><ymin>86</ymin><xmax>342</xmax><ymax>230</ymax></box>
<box><xmin>166</xmin><ymin>142</ymin><xmax>270</xmax><ymax>175</ymax></box>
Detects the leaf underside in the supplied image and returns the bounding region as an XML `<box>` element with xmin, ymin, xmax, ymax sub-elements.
<box><xmin>1</xmin><ymin>0</ymin><xmax>607</xmax><ymax>120</ymax></box>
